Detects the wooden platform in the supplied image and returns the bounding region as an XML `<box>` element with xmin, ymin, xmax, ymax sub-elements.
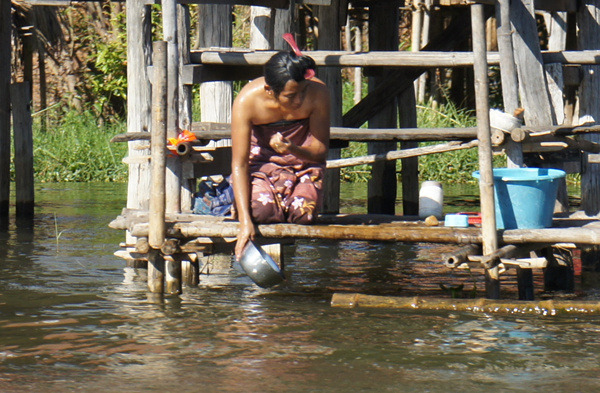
<box><xmin>110</xmin><ymin>209</ymin><xmax>600</xmax><ymax>253</ymax></box>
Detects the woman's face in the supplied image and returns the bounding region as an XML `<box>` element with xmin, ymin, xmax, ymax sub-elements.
<box><xmin>275</xmin><ymin>79</ymin><xmax>308</xmax><ymax>110</ymax></box>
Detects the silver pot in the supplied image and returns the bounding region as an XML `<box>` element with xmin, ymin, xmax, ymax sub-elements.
<box><xmin>239</xmin><ymin>241</ymin><xmax>285</xmax><ymax>288</ymax></box>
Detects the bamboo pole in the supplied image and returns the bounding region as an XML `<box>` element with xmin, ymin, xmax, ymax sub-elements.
<box><xmin>148</xmin><ymin>41</ymin><xmax>168</xmax><ymax>294</ymax></box>
<box><xmin>127</xmin><ymin>222</ymin><xmax>600</xmax><ymax>246</ymax></box>
<box><xmin>443</xmin><ymin>244</ymin><xmax>481</xmax><ymax>268</ymax></box>
<box><xmin>0</xmin><ymin>0</ymin><xmax>10</xmax><ymax>219</ymax></box>
<box><xmin>10</xmin><ymin>83</ymin><xmax>35</xmax><ymax>218</ymax></box>
<box><xmin>331</xmin><ymin>293</ymin><xmax>600</xmax><ymax>315</ymax></box>
<box><xmin>326</xmin><ymin>140</ymin><xmax>478</xmax><ymax>169</ymax></box>
<box><xmin>471</xmin><ymin>4</ymin><xmax>499</xmax><ymax>299</ymax></box>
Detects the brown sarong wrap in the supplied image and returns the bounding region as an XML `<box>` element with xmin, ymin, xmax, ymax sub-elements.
<box><xmin>247</xmin><ymin>118</ymin><xmax>324</xmax><ymax>224</ymax></box>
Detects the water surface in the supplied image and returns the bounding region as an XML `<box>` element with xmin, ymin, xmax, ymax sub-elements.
<box><xmin>1</xmin><ymin>182</ymin><xmax>599</xmax><ymax>392</ymax></box>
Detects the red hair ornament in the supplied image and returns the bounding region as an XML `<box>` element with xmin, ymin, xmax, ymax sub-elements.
<box><xmin>282</xmin><ymin>33</ymin><xmax>316</xmax><ymax>80</ymax></box>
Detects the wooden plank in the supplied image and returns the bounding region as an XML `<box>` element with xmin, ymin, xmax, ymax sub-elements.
<box><xmin>496</xmin><ymin>0</ymin><xmax>523</xmax><ymax>168</ymax></box>
<box><xmin>0</xmin><ymin>0</ymin><xmax>10</xmax><ymax>218</ymax></box>
<box><xmin>511</xmin><ymin>0</ymin><xmax>554</xmax><ymax>126</ymax></box>
<box><xmin>10</xmin><ymin>83</ymin><xmax>35</xmax><ymax>218</ymax></box>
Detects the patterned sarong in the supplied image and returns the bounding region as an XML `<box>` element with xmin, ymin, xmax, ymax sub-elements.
<box><xmin>246</xmin><ymin>118</ymin><xmax>325</xmax><ymax>224</ymax></box>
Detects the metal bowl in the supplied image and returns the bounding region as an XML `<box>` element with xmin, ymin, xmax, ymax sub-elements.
<box><xmin>239</xmin><ymin>241</ymin><xmax>285</xmax><ymax>288</ymax></box>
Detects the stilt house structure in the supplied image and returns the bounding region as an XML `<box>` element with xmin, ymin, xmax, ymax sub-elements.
<box><xmin>90</xmin><ymin>0</ymin><xmax>600</xmax><ymax>298</ymax></box>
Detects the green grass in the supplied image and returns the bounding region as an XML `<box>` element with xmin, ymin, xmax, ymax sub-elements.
<box><xmin>30</xmin><ymin>110</ymin><xmax>128</xmax><ymax>182</ymax></box>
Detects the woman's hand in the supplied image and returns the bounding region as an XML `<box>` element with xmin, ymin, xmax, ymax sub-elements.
<box><xmin>235</xmin><ymin>220</ymin><xmax>256</xmax><ymax>261</ymax></box>
<box><xmin>269</xmin><ymin>132</ymin><xmax>292</xmax><ymax>154</ymax></box>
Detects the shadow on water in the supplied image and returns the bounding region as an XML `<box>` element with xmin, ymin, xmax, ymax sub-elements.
<box><xmin>1</xmin><ymin>182</ymin><xmax>600</xmax><ymax>393</ymax></box>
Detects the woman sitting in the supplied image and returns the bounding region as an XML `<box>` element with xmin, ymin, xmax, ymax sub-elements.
<box><xmin>231</xmin><ymin>50</ymin><xmax>331</xmax><ymax>259</ymax></box>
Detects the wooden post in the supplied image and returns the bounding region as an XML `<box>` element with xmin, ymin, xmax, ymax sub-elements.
<box><xmin>178</xmin><ymin>4</ymin><xmax>194</xmax><ymax>212</ymax></box>
<box><xmin>471</xmin><ymin>4</ymin><xmax>499</xmax><ymax>299</ymax></box>
<box><xmin>0</xmin><ymin>0</ymin><xmax>11</xmax><ymax>219</ymax></box>
<box><xmin>273</xmin><ymin>0</ymin><xmax>295</xmax><ymax>50</ymax></box>
<box><xmin>577</xmin><ymin>1</ymin><xmax>600</xmax><ymax>272</ymax></box>
<box><xmin>516</xmin><ymin>267</ymin><xmax>534</xmax><ymax>300</ymax></box>
<box><xmin>495</xmin><ymin>0</ymin><xmax>522</xmax><ymax>168</ymax></box>
<box><xmin>399</xmin><ymin>86</ymin><xmax>419</xmax><ymax>216</ymax></box>
<box><xmin>367</xmin><ymin>1</ymin><xmax>399</xmax><ymax>215</ymax></box>
<box><xmin>164</xmin><ymin>0</ymin><xmax>183</xmax><ymax>294</ymax></box>
<box><xmin>199</xmin><ymin>4</ymin><xmax>233</xmax><ymax>134</ymax></box>
<box><xmin>353</xmin><ymin>23</ymin><xmax>362</xmax><ymax>104</ymax></box>
<box><xmin>250</xmin><ymin>6</ymin><xmax>273</xmax><ymax>49</ymax></box>
<box><xmin>318</xmin><ymin>0</ymin><xmax>343</xmax><ymax>214</ymax></box>
<box><xmin>163</xmin><ymin>0</ymin><xmax>182</xmax><ymax>214</ymax></box>
<box><xmin>10</xmin><ymin>83</ymin><xmax>34</xmax><ymax>218</ymax></box>
<box><xmin>545</xmin><ymin>11</ymin><xmax>567</xmax><ymax>126</ymax></box>
<box><xmin>148</xmin><ymin>41</ymin><xmax>168</xmax><ymax>294</ymax></box>
<box><xmin>126</xmin><ymin>0</ymin><xmax>152</xmax><ymax>213</ymax></box>
<box><xmin>417</xmin><ymin>0</ymin><xmax>431</xmax><ymax>103</ymax></box>
<box><xmin>545</xmin><ymin>11</ymin><xmax>569</xmax><ymax>214</ymax></box>
<box><xmin>38</xmin><ymin>43</ymin><xmax>47</xmax><ymax>133</ymax></box>
<box><xmin>578</xmin><ymin>1</ymin><xmax>600</xmax><ymax>216</ymax></box>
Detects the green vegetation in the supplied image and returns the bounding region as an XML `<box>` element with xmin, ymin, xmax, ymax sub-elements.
<box><xmin>31</xmin><ymin>110</ymin><xmax>127</xmax><ymax>182</ymax></box>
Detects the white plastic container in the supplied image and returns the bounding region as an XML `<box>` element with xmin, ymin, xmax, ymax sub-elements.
<box><xmin>419</xmin><ymin>181</ymin><xmax>443</xmax><ymax>219</ymax></box>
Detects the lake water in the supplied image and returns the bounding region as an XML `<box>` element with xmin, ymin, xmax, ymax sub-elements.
<box><xmin>1</xmin><ymin>182</ymin><xmax>600</xmax><ymax>392</ymax></box>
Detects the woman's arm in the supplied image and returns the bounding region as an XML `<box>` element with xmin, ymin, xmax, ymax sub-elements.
<box><xmin>231</xmin><ymin>94</ymin><xmax>256</xmax><ymax>259</ymax></box>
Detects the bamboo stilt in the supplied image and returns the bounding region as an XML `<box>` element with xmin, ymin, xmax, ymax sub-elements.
<box><xmin>471</xmin><ymin>4</ymin><xmax>499</xmax><ymax>299</ymax></box>
<box><xmin>148</xmin><ymin>41</ymin><xmax>168</xmax><ymax>294</ymax></box>
<box><xmin>149</xmin><ymin>41</ymin><xmax>168</xmax><ymax>249</ymax></box>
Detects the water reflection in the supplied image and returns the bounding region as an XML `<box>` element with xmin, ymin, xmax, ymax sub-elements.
<box><xmin>0</xmin><ymin>183</ymin><xmax>600</xmax><ymax>393</ymax></box>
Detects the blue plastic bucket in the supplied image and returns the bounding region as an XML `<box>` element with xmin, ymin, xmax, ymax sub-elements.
<box><xmin>472</xmin><ymin>168</ymin><xmax>566</xmax><ymax>229</ymax></box>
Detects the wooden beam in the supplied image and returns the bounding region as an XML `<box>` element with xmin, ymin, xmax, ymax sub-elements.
<box><xmin>191</xmin><ymin>49</ymin><xmax>600</xmax><ymax>69</ymax></box>
<box><xmin>0</xmin><ymin>0</ymin><xmax>9</xmax><ymax>218</ymax></box>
